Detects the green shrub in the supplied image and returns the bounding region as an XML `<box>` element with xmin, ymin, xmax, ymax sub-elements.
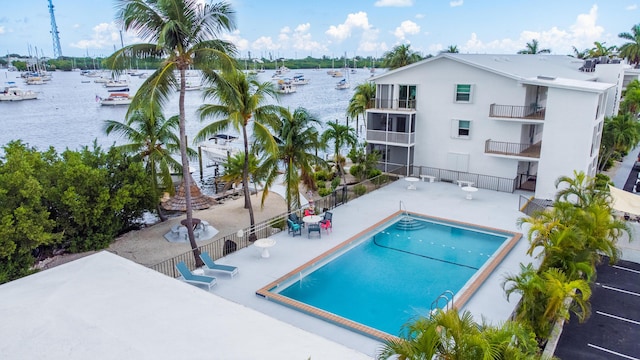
<box><xmin>331</xmin><ymin>177</ymin><xmax>341</xmax><ymax>189</ymax></box>
<box><xmin>353</xmin><ymin>184</ymin><xmax>367</xmax><ymax>196</ymax></box>
<box><xmin>269</xmin><ymin>217</ymin><xmax>286</xmax><ymax>230</ymax></box>
<box><xmin>316</xmin><ymin>180</ymin><xmax>326</xmax><ymax>189</ymax></box>
<box><xmin>349</xmin><ymin>164</ymin><xmax>365</xmax><ymax>179</ymax></box>
<box><xmin>372</xmin><ymin>174</ymin><xmax>389</xmax><ymax>185</ymax></box>
<box><xmin>315</xmin><ymin>170</ymin><xmax>328</xmax><ymax>181</ymax></box>
<box><xmin>367</xmin><ymin>168</ymin><xmax>382</xmax><ymax>179</ymax></box>
<box><xmin>318</xmin><ymin>187</ymin><xmax>332</xmax><ymax>197</ymax></box>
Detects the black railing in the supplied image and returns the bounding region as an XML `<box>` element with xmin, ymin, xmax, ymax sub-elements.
<box><xmin>150</xmin><ymin>172</ymin><xmax>401</xmax><ymax>277</ymax></box>
<box><xmin>485</xmin><ymin>139</ymin><xmax>541</xmax><ymax>158</ymax></box>
<box><xmin>395</xmin><ymin>165</ymin><xmax>518</xmax><ymax>193</ymax></box>
<box><xmin>519</xmin><ymin>195</ymin><xmax>552</xmax><ymax>216</ymax></box>
<box><xmin>489</xmin><ymin>103</ymin><xmax>545</xmax><ymax>120</ymax></box>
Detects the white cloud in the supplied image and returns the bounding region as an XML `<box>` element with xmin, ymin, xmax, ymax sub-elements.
<box><xmin>252</xmin><ymin>36</ymin><xmax>281</xmax><ymax>51</ymax></box>
<box><xmin>393</xmin><ymin>20</ymin><xmax>420</xmax><ymax>40</ymax></box>
<box><xmin>289</xmin><ymin>23</ymin><xmax>327</xmax><ymax>53</ymax></box>
<box><xmin>450</xmin><ymin>0</ymin><xmax>463</xmax><ymax>7</ymax></box>
<box><xmin>461</xmin><ymin>5</ymin><xmax>607</xmax><ymax>55</ymax></box>
<box><xmin>69</xmin><ymin>22</ymin><xmax>142</xmax><ymax>51</ymax></box>
<box><xmin>415</xmin><ymin>14</ymin><xmax>425</xmax><ymax>19</ymax></box>
<box><xmin>222</xmin><ymin>30</ymin><xmax>249</xmax><ymax>52</ymax></box>
<box><xmin>626</xmin><ymin>4</ymin><xmax>638</xmax><ymax>10</ymax></box>
<box><xmin>325</xmin><ymin>12</ymin><xmax>371</xmax><ymax>42</ymax></box>
<box><xmin>374</xmin><ymin>0</ymin><xmax>413</xmax><ymax>6</ymax></box>
<box><xmin>0</xmin><ymin>26</ymin><xmax>4</xmax><ymax>35</ymax></box>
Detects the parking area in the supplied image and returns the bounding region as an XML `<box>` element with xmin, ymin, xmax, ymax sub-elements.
<box><xmin>554</xmin><ymin>258</ymin><xmax>640</xmax><ymax>359</ymax></box>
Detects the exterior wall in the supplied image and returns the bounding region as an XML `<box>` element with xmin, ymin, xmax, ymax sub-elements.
<box><xmin>373</xmin><ymin>58</ymin><xmax>523</xmax><ymax>179</ymax></box>
<box><xmin>595</xmin><ymin>64</ymin><xmax>627</xmax><ymax>115</ymax></box>
<box><xmin>535</xmin><ymin>87</ymin><xmax>602</xmax><ymax>199</ymax></box>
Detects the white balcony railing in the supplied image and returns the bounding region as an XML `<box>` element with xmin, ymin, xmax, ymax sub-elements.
<box><xmin>366</xmin><ymin>130</ymin><xmax>415</xmax><ymax>144</ymax></box>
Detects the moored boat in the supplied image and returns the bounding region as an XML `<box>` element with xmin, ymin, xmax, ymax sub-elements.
<box><xmin>99</xmin><ymin>93</ymin><xmax>132</xmax><ymax>106</ymax></box>
<box><xmin>335</xmin><ymin>78</ymin><xmax>350</xmax><ymax>90</ymax></box>
<box><xmin>0</xmin><ymin>84</ymin><xmax>38</xmax><ymax>101</ymax></box>
<box><xmin>104</xmin><ymin>79</ymin><xmax>130</xmax><ymax>88</ymax></box>
<box><xmin>291</xmin><ymin>73</ymin><xmax>309</xmax><ymax>85</ymax></box>
<box><xmin>276</xmin><ymin>79</ymin><xmax>297</xmax><ymax>94</ymax></box>
<box><xmin>199</xmin><ymin>134</ymin><xmax>241</xmax><ymax>164</ymax></box>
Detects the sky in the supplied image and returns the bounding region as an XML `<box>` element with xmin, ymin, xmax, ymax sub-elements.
<box><xmin>0</xmin><ymin>0</ymin><xmax>638</xmax><ymax>60</ymax></box>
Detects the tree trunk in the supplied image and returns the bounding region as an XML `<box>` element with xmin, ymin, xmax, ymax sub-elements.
<box><xmin>242</xmin><ymin>124</ymin><xmax>257</xmax><ymax>242</ymax></box>
<box><xmin>178</xmin><ymin>67</ymin><xmax>202</xmax><ymax>266</ymax></box>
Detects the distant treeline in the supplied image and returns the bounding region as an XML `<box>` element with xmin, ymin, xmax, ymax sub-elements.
<box><xmin>7</xmin><ymin>55</ymin><xmax>379</xmax><ymax>72</ymax></box>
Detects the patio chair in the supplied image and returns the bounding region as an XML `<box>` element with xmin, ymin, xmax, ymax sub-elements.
<box><xmin>308</xmin><ymin>223</ymin><xmax>321</xmax><ymax>238</ymax></box>
<box><xmin>289</xmin><ymin>213</ymin><xmax>305</xmax><ymax>228</ymax></box>
<box><xmin>175</xmin><ymin>261</ymin><xmax>217</xmax><ymax>291</ymax></box>
<box><xmin>287</xmin><ymin>219</ymin><xmax>302</xmax><ymax>237</ymax></box>
<box><xmin>199</xmin><ymin>251</ymin><xmax>238</xmax><ymax>278</ymax></box>
<box><xmin>320</xmin><ymin>212</ymin><xmax>332</xmax><ymax>231</ymax></box>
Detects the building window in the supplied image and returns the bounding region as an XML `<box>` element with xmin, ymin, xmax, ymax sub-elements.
<box><xmin>451</xmin><ymin>119</ymin><xmax>471</xmax><ymax>139</ymax></box>
<box><xmin>455</xmin><ymin>84</ymin><xmax>472</xmax><ymax>102</ymax></box>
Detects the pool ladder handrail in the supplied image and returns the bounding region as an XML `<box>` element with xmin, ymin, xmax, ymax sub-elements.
<box><xmin>399</xmin><ymin>200</ymin><xmax>408</xmax><ymax>216</ymax></box>
<box><xmin>430</xmin><ymin>290</ymin><xmax>454</xmax><ymax>316</ymax></box>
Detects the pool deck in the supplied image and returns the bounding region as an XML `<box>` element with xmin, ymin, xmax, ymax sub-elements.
<box><xmin>197</xmin><ymin>177</ymin><xmax>640</xmax><ymax>358</ymax></box>
<box><xmin>200</xmin><ymin>180</ymin><xmax>540</xmax><ymax>357</ymax></box>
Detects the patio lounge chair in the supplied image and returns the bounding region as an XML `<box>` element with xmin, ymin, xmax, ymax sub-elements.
<box><xmin>308</xmin><ymin>223</ymin><xmax>321</xmax><ymax>238</ymax></box>
<box><xmin>175</xmin><ymin>261</ymin><xmax>217</xmax><ymax>291</ymax></box>
<box><xmin>287</xmin><ymin>219</ymin><xmax>302</xmax><ymax>237</ymax></box>
<box><xmin>199</xmin><ymin>251</ymin><xmax>238</xmax><ymax>277</ymax></box>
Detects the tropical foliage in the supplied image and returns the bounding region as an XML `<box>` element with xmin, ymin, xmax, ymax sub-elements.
<box><xmin>347</xmin><ymin>81</ymin><xmax>376</xmax><ymax>137</ymax></box>
<box><xmin>508</xmin><ymin>171</ymin><xmax>628</xmax><ymax>340</ymax></box>
<box><xmin>517</xmin><ymin>39</ymin><xmax>551</xmax><ymax>54</ymax></box>
<box><xmin>262</xmin><ymin>107</ymin><xmax>323</xmax><ymax>212</ymax></box>
<box><xmin>618</xmin><ymin>24</ymin><xmax>640</xmax><ymax>65</ymax></box>
<box><xmin>321</xmin><ymin>120</ymin><xmax>357</xmax><ymax>186</ymax></box>
<box><xmin>104</xmin><ymin>105</ymin><xmax>187</xmax><ymax>221</ymax></box>
<box><xmin>196</xmin><ymin>70</ymin><xmax>283</xmax><ymax>241</ymax></box>
<box><xmin>380</xmin><ymin>44</ymin><xmax>424</xmax><ymax>70</ymax></box>
<box><xmin>378</xmin><ymin>308</ymin><xmax>539</xmax><ymax>360</ymax></box>
<box><xmin>597</xmin><ymin>113</ymin><xmax>640</xmax><ymax>171</ymax></box>
<box><xmin>0</xmin><ymin>141</ymin><xmax>154</xmax><ymax>284</ymax></box>
<box><xmin>106</xmin><ymin>0</ymin><xmax>238</xmax><ymax>265</ymax></box>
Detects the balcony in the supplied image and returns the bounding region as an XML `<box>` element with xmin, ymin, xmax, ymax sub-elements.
<box><xmin>489</xmin><ymin>104</ymin><xmax>546</xmax><ymax>121</ymax></box>
<box><xmin>366</xmin><ymin>130</ymin><xmax>415</xmax><ymax>145</ymax></box>
<box><xmin>369</xmin><ymin>98</ymin><xmax>417</xmax><ymax>110</ymax></box>
<box><xmin>485</xmin><ymin>140</ymin><xmax>541</xmax><ymax>159</ymax></box>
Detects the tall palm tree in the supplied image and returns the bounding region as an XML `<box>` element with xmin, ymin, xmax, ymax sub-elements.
<box><xmin>321</xmin><ymin>120</ymin><xmax>357</xmax><ymax>186</ymax></box>
<box><xmin>263</xmin><ymin>107</ymin><xmax>323</xmax><ymax>212</ymax></box>
<box><xmin>346</xmin><ymin>81</ymin><xmax>375</xmax><ymax>136</ymax></box>
<box><xmin>103</xmin><ymin>106</ymin><xmax>186</xmax><ymax>221</ymax></box>
<box><xmin>442</xmin><ymin>45</ymin><xmax>459</xmax><ymax>53</ymax></box>
<box><xmin>380</xmin><ymin>44</ymin><xmax>423</xmax><ymax>70</ymax></box>
<box><xmin>517</xmin><ymin>39</ymin><xmax>551</xmax><ymax>54</ymax></box>
<box><xmin>571</xmin><ymin>46</ymin><xmax>589</xmax><ymax>59</ymax></box>
<box><xmin>196</xmin><ymin>70</ymin><xmax>282</xmax><ymax>241</ymax></box>
<box><xmin>106</xmin><ymin>0</ymin><xmax>237</xmax><ymax>265</ymax></box>
<box><xmin>618</xmin><ymin>24</ymin><xmax>640</xmax><ymax>65</ymax></box>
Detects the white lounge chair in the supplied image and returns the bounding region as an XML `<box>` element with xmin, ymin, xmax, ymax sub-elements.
<box><xmin>199</xmin><ymin>252</ymin><xmax>239</xmax><ymax>277</ymax></box>
<box><xmin>175</xmin><ymin>261</ymin><xmax>217</xmax><ymax>290</ymax></box>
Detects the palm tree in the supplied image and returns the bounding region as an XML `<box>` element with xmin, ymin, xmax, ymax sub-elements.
<box><xmin>263</xmin><ymin>107</ymin><xmax>323</xmax><ymax>212</ymax></box>
<box><xmin>571</xmin><ymin>46</ymin><xmax>589</xmax><ymax>59</ymax></box>
<box><xmin>103</xmin><ymin>106</ymin><xmax>185</xmax><ymax>221</ymax></box>
<box><xmin>380</xmin><ymin>44</ymin><xmax>423</xmax><ymax>70</ymax></box>
<box><xmin>517</xmin><ymin>39</ymin><xmax>551</xmax><ymax>54</ymax></box>
<box><xmin>442</xmin><ymin>45</ymin><xmax>459</xmax><ymax>53</ymax></box>
<box><xmin>598</xmin><ymin>113</ymin><xmax>640</xmax><ymax>171</ymax></box>
<box><xmin>321</xmin><ymin>120</ymin><xmax>357</xmax><ymax>186</ymax></box>
<box><xmin>619</xmin><ymin>24</ymin><xmax>640</xmax><ymax>65</ymax></box>
<box><xmin>346</xmin><ymin>81</ymin><xmax>375</xmax><ymax>136</ymax></box>
<box><xmin>106</xmin><ymin>0</ymin><xmax>237</xmax><ymax>265</ymax></box>
<box><xmin>588</xmin><ymin>41</ymin><xmax>617</xmax><ymax>58</ymax></box>
<box><xmin>196</xmin><ymin>70</ymin><xmax>283</xmax><ymax>241</ymax></box>
<box><xmin>621</xmin><ymin>80</ymin><xmax>640</xmax><ymax>114</ymax></box>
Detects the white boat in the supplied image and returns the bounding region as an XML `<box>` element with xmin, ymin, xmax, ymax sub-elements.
<box><xmin>184</xmin><ymin>80</ymin><xmax>202</xmax><ymax>91</ymax></box>
<box><xmin>291</xmin><ymin>73</ymin><xmax>309</xmax><ymax>85</ymax></box>
<box><xmin>104</xmin><ymin>79</ymin><xmax>129</xmax><ymax>88</ymax></box>
<box><xmin>99</xmin><ymin>93</ymin><xmax>132</xmax><ymax>106</ymax></box>
<box><xmin>199</xmin><ymin>134</ymin><xmax>241</xmax><ymax>164</ymax></box>
<box><xmin>0</xmin><ymin>84</ymin><xmax>38</xmax><ymax>101</ymax></box>
<box><xmin>94</xmin><ymin>77</ymin><xmax>109</xmax><ymax>83</ymax></box>
<box><xmin>335</xmin><ymin>78</ymin><xmax>350</xmax><ymax>90</ymax></box>
<box><xmin>25</xmin><ymin>77</ymin><xmax>45</xmax><ymax>85</ymax></box>
<box><xmin>276</xmin><ymin>79</ymin><xmax>297</xmax><ymax>94</ymax></box>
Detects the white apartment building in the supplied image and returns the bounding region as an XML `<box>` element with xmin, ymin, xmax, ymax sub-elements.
<box><xmin>366</xmin><ymin>53</ymin><xmax>639</xmax><ymax>200</ymax></box>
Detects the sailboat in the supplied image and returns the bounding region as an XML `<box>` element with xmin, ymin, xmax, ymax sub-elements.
<box><xmin>335</xmin><ymin>56</ymin><xmax>350</xmax><ymax>90</ymax></box>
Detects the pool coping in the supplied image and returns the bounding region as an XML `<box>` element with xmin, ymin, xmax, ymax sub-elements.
<box><xmin>256</xmin><ymin>210</ymin><xmax>522</xmax><ymax>341</ymax></box>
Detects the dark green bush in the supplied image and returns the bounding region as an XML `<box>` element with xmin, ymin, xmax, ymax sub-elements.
<box><xmin>353</xmin><ymin>184</ymin><xmax>367</xmax><ymax>196</ymax></box>
<box><xmin>318</xmin><ymin>187</ymin><xmax>332</xmax><ymax>197</ymax></box>
<box><xmin>331</xmin><ymin>177</ymin><xmax>341</xmax><ymax>189</ymax></box>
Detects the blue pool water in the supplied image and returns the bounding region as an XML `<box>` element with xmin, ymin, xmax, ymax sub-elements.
<box><xmin>270</xmin><ymin>214</ymin><xmax>513</xmax><ymax>336</ymax></box>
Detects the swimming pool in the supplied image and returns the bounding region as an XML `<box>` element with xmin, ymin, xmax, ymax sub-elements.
<box><xmin>256</xmin><ymin>212</ymin><xmax>521</xmax><ymax>340</ymax></box>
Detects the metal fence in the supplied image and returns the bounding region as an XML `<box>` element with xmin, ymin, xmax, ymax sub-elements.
<box><xmin>407</xmin><ymin>165</ymin><xmax>518</xmax><ymax>193</ymax></box>
<box><xmin>150</xmin><ymin>171</ymin><xmax>401</xmax><ymax>277</ymax></box>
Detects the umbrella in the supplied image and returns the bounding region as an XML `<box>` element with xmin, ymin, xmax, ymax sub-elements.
<box><xmin>608</xmin><ymin>185</ymin><xmax>640</xmax><ymax>216</ymax></box>
<box><xmin>161</xmin><ymin>175</ymin><xmax>217</xmax><ymax>211</ymax></box>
